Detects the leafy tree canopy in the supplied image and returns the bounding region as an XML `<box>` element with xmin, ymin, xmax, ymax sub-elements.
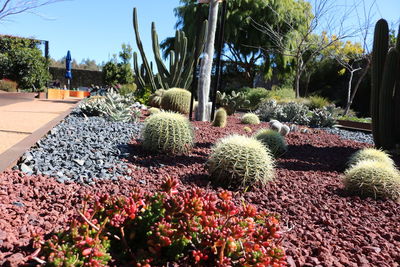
<box><xmin>163</xmin><ymin>0</ymin><xmax>312</xmax><ymax>86</ymax></box>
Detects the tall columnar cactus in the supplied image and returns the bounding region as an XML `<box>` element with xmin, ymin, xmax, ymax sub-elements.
<box><xmin>132</xmin><ymin>8</ymin><xmax>207</xmax><ymax>92</ymax></box>
<box><xmin>141</xmin><ymin>111</ymin><xmax>194</xmax><ymax>154</ymax></box>
<box><xmin>371</xmin><ymin>19</ymin><xmax>389</xmax><ymax>148</ymax></box>
<box><xmin>160</xmin><ymin>88</ymin><xmax>192</xmax><ymax>114</ymax></box>
<box><xmin>371</xmin><ymin>19</ymin><xmax>400</xmax><ymax>150</ymax></box>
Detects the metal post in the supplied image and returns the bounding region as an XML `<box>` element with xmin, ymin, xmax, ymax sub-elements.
<box><xmin>210</xmin><ymin>0</ymin><xmax>227</xmax><ymax>121</ymax></box>
<box><xmin>189</xmin><ymin>4</ymin><xmax>205</xmax><ymax>121</ymax></box>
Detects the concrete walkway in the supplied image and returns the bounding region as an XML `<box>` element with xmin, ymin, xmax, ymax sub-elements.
<box><xmin>0</xmin><ymin>93</ymin><xmax>79</xmax><ymax>170</ymax></box>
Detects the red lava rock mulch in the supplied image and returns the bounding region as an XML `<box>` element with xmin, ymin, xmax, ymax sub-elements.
<box><xmin>1</xmin><ymin>115</ymin><xmax>399</xmax><ymax>267</ymax></box>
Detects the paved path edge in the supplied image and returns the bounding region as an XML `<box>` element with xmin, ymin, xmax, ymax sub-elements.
<box><xmin>0</xmin><ymin>101</ymin><xmax>81</xmax><ymax>173</ymax></box>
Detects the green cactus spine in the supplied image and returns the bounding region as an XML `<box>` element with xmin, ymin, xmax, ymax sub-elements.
<box><xmin>212</xmin><ymin>107</ymin><xmax>227</xmax><ymax>127</ymax></box>
<box><xmin>379</xmin><ymin>48</ymin><xmax>399</xmax><ymax>149</ymax></box>
<box><xmin>371</xmin><ymin>19</ymin><xmax>389</xmax><ymax>148</ymax></box>
<box><xmin>160</xmin><ymin>88</ymin><xmax>192</xmax><ymax>114</ymax></box>
<box><xmin>241</xmin><ymin>113</ymin><xmax>260</xmax><ymax>125</ymax></box>
<box><xmin>141</xmin><ymin>111</ymin><xmax>194</xmax><ymax>154</ymax></box>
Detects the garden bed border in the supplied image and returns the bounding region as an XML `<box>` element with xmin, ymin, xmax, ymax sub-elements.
<box><xmin>0</xmin><ymin>100</ymin><xmax>81</xmax><ymax>172</ymax></box>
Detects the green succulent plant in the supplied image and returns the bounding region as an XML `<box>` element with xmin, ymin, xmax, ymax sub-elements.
<box><xmin>254</xmin><ymin>129</ymin><xmax>288</xmax><ymax>158</ymax></box>
<box><xmin>347</xmin><ymin>148</ymin><xmax>395</xmax><ymax>168</ymax></box>
<box><xmin>148</xmin><ymin>107</ymin><xmax>161</xmax><ymax>115</ymax></box>
<box><xmin>160</xmin><ymin>88</ymin><xmax>191</xmax><ymax>114</ymax></box>
<box><xmin>212</xmin><ymin>108</ymin><xmax>227</xmax><ymax>127</ymax></box>
<box><xmin>344</xmin><ymin>160</ymin><xmax>400</xmax><ymax>200</ymax></box>
<box><xmin>216</xmin><ymin>90</ymin><xmax>250</xmax><ymax>115</ymax></box>
<box><xmin>206</xmin><ymin>135</ymin><xmax>275</xmax><ymax>187</ymax></box>
<box><xmin>241</xmin><ymin>113</ymin><xmax>260</xmax><ymax>125</ymax></box>
<box><xmin>141</xmin><ymin>111</ymin><xmax>194</xmax><ymax>154</ymax></box>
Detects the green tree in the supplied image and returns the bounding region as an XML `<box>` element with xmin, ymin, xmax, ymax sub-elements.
<box><xmin>0</xmin><ymin>36</ymin><xmax>51</xmax><ymax>90</ymax></box>
<box><xmin>164</xmin><ymin>0</ymin><xmax>311</xmax><ymax>87</ymax></box>
<box><xmin>102</xmin><ymin>44</ymin><xmax>134</xmax><ymax>86</ymax></box>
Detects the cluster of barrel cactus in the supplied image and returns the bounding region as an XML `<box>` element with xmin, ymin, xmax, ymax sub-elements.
<box><xmin>148</xmin><ymin>89</ymin><xmax>166</xmax><ymax>108</ymax></box>
<box><xmin>344</xmin><ymin>148</ymin><xmax>400</xmax><ymax>200</ymax></box>
<box><xmin>371</xmin><ymin>19</ymin><xmax>400</xmax><ymax>150</ymax></box>
<box><xmin>141</xmin><ymin>111</ymin><xmax>194</xmax><ymax>154</ymax></box>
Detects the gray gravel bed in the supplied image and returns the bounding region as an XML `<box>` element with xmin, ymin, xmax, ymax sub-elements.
<box><xmin>15</xmin><ymin>109</ymin><xmax>142</xmax><ymax>184</ymax></box>
<box><xmin>320</xmin><ymin>127</ymin><xmax>373</xmax><ymax>144</ymax></box>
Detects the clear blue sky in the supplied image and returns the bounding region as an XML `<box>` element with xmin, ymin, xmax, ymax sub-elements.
<box><xmin>0</xmin><ymin>0</ymin><xmax>399</xmax><ymax>64</ymax></box>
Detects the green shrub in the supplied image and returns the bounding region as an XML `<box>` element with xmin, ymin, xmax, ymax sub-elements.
<box><xmin>206</xmin><ymin>135</ymin><xmax>275</xmax><ymax>187</ymax></box>
<box><xmin>241</xmin><ymin>113</ymin><xmax>260</xmax><ymax>125</ymax></box>
<box><xmin>0</xmin><ymin>37</ymin><xmax>51</xmax><ymax>89</ymax></box>
<box><xmin>254</xmin><ymin>129</ymin><xmax>288</xmax><ymax>158</ymax></box>
<box><xmin>118</xmin><ymin>83</ymin><xmax>137</xmax><ymax>96</ymax></box>
<box><xmin>245</xmin><ymin>87</ymin><xmax>270</xmax><ymax>107</ymax></box>
<box><xmin>0</xmin><ymin>79</ymin><xmax>17</xmax><ymax>92</ymax></box>
<box><xmin>267</xmin><ymin>86</ymin><xmax>296</xmax><ymax>100</ymax></box>
<box><xmin>306</xmin><ymin>96</ymin><xmax>330</xmax><ymax>110</ymax></box>
<box><xmin>212</xmin><ymin>107</ymin><xmax>227</xmax><ymax>127</ymax></box>
<box><xmin>347</xmin><ymin>148</ymin><xmax>395</xmax><ymax>168</ymax></box>
<box><xmin>161</xmin><ymin>88</ymin><xmax>191</xmax><ymax>114</ymax></box>
<box><xmin>344</xmin><ymin>160</ymin><xmax>400</xmax><ymax>200</ymax></box>
<box><xmin>148</xmin><ymin>107</ymin><xmax>161</xmax><ymax>115</ymax></box>
<box><xmin>141</xmin><ymin>111</ymin><xmax>194</xmax><ymax>154</ymax></box>
<box><xmin>309</xmin><ymin>107</ymin><xmax>336</xmax><ymax>127</ymax></box>
<box><xmin>148</xmin><ymin>89</ymin><xmax>166</xmax><ymax>107</ymax></box>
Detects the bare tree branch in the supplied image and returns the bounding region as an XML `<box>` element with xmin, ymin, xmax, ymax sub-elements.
<box><xmin>0</xmin><ymin>0</ymin><xmax>65</xmax><ymax>21</ymax></box>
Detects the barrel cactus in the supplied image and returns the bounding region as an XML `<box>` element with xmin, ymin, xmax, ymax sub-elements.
<box><xmin>141</xmin><ymin>111</ymin><xmax>194</xmax><ymax>154</ymax></box>
<box><xmin>241</xmin><ymin>113</ymin><xmax>260</xmax><ymax>125</ymax></box>
<box><xmin>161</xmin><ymin>88</ymin><xmax>191</xmax><ymax>114</ymax></box>
<box><xmin>148</xmin><ymin>107</ymin><xmax>161</xmax><ymax>115</ymax></box>
<box><xmin>344</xmin><ymin>160</ymin><xmax>400</xmax><ymax>200</ymax></box>
<box><xmin>206</xmin><ymin>135</ymin><xmax>275</xmax><ymax>187</ymax></box>
<box><xmin>212</xmin><ymin>108</ymin><xmax>227</xmax><ymax>127</ymax></box>
<box><xmin>254</xmin><ymin>129</ymin><xmax>288</xmax><ymax>158</ymax></box>
<box><xmin>347</xmin><ymin>148</ymin><xmax>394</xmax><ymax>168</ymax></box>
<box><xmin>149</xmin><ymin>89</ymin><xmax>166</xmax><ymax>107</ymax></box>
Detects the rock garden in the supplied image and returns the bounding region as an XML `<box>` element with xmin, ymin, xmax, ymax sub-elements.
<box><xmin>1</xmin><ymin>2</ymin><xmax>400</xmax><ymax>267</ymax></box>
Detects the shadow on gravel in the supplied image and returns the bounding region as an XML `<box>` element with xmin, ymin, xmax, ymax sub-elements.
<box><xmin>281</xmin><ymin>144</ymin><xmax>359</xmax><ymax>172</ymax></box>
<box><xmin>124</xmin><ymin>143</ymin><xmax>206</xmax><ymax>168</ymax></box>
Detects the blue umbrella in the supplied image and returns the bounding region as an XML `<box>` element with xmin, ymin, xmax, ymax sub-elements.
<box><xmin>65</xmin><ymin>50</ymin><xmax>72</xmax><ymax>89</ymax></box>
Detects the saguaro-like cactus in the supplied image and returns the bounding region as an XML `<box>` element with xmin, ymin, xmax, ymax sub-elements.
<box><xmin>371</xmin><ymin>19</ymin><xmax>400</xmax><ymax>150</ymax></box>
<box><xmin>132</xmin><ymin>7</ymin><xmax>207</xmax><ymax>92</ymax></box>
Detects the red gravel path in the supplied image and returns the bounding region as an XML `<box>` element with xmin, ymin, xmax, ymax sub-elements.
<box><xmin>1</xmin><ymin>116</ymin><xmax>399</xmax><ymax>266</ymax></box>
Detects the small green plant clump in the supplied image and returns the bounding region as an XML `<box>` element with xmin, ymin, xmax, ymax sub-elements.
<box><xmin>347</xmin><ymin>148</ymin><xmax>394</xmax><ymax>168</ymax></box>
<box><xmin>35</xmin><ymin>178</ymin><xmax>286</xmax><ymax>266</ymax></box>
<box><xmin>344</xmin><ymin>160</ymin><xmax>400</xmax><ymax>200</ymax></box>
<box><xmin>141</xmin><ymin>111</ymin><xmax>194</xmax><ymax>154</ymax></box>
<box><xmin>241</xmin><ymin>113</ymin><xmax>260</xmax><ymax>125</ymax></box>
<box><xmin>216</xmin><ymin>90</ymin><xmax>250</xmax><ymax>115</ymax></box>
<box><xmin>306</xmin><ymin>96</ymin><xmax>330</xmax><ymax>110</ymax></box>
<box><xmin>206</xmin><ymin>135</ymin><xmax>275</xmax><ymax>187</ymax></box>
<box><xmin>254</xmin><ymin>129</ymin><xmax>288</xmax><ymax>158</ymax></box>
<box><xmin>212</xmin><ymin>107</ymin><xmax>227</xmax><ymax>127</ymax></box>
<box><xmin>160</xmin><ymin>88</ymin><xmax>191</xmax><ymax>114</ymax></box>
<box><xmin>118</xmin><ymin>83</ymin><xmax>137</xmax><ymax>96</ymax></box>
<box><xmin>243</xmin><ymin>126</ymin><xmax>252</xmax><ymax>133</ymax></box>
